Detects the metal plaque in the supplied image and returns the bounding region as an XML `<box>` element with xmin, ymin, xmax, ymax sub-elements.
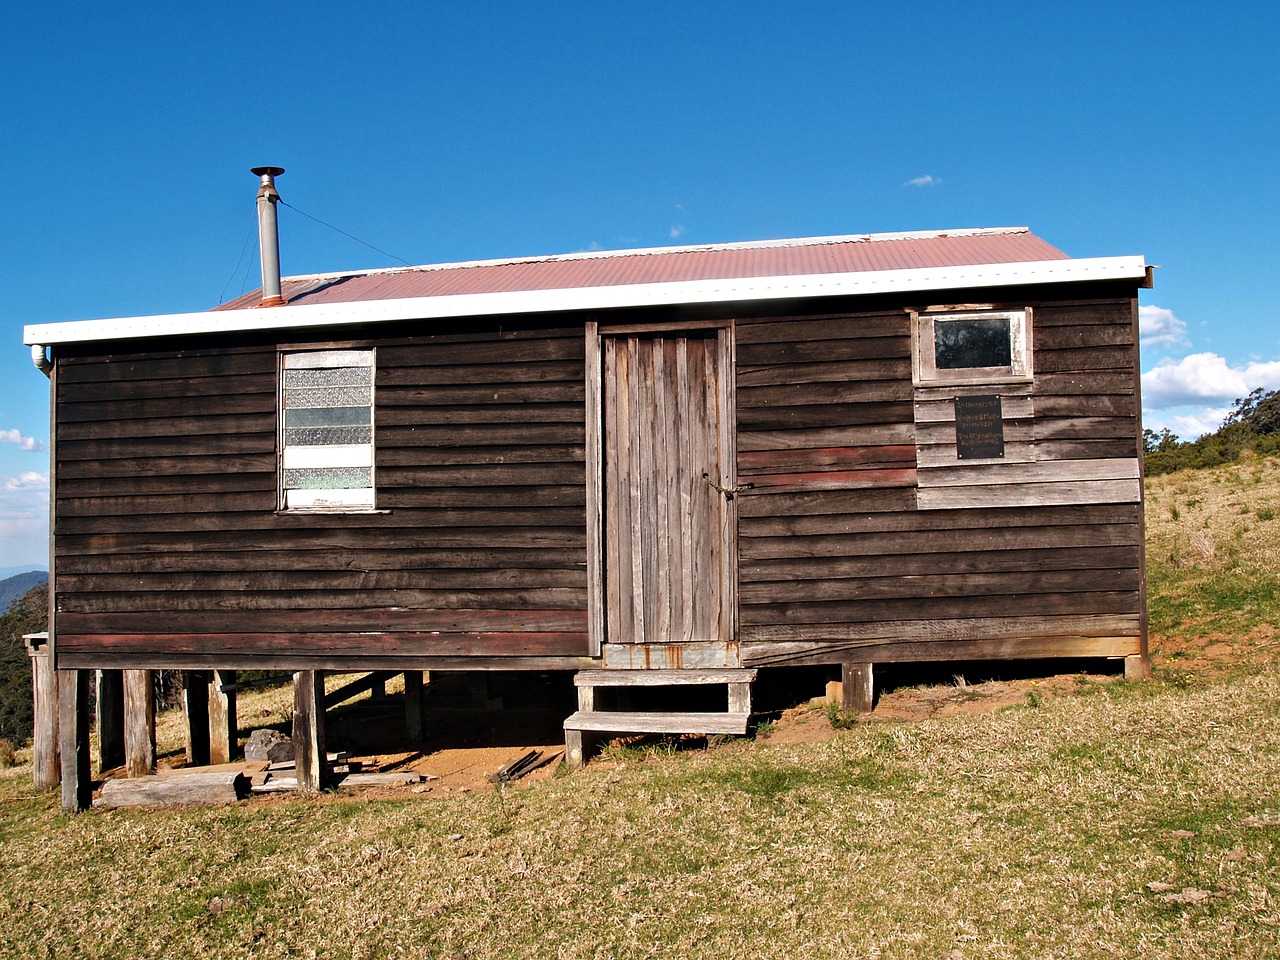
<box><xmin>955</xmin><ymin>395</ymin><xmax>1004</xmax><ymax>459</ymax></box>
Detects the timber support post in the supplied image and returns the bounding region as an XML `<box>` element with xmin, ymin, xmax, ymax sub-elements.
<box><xmin>565</xmin><ymin>679</ymin><xmax>598</xmax><ymax>769</ymax></box>
<box><xmin>292</xmin><ymin>671</ymin><xmax>327</xmax><ymax>793</ymax></box>
<box><xmin>1124</xmin><ymin>654</ymin><xmax>1152</xmax><ymax>680</ymax></box>
<box><xmin>95</xmin><ymin>670</ymin><xmax>125</xmax><ymax>773</ymax></box>
<box><xmin>209</xmin><ymin>669</ymin><xmax>238</xmax><ymax>764</ymax></box>
<box><xmin>842</xmin><ymin>662</ymin><xmax>875</xmax><ymax>714</ymax></box>
<box><xmin>404</xmin><ymin>671</ymin><xmax>426</xmax><ymax>743</ymax></box>
<box><xmin>24</xmin><ymin>633</ymin><xmax>58</xmax><ymax>792</ymax></box>
<box><xmin>57</xmin><ymin>669</ymin><xmax>92</xmax><ymax>812</ymax></box>
<box><xmin>182</xmin><ymin>671</ymin><xmax>211</xmax><ymax>766</ymax></box>
<box><xmin>123</xmin><ymin>669</ymin><xmax>156</xmax><ymax>778</ymax></box>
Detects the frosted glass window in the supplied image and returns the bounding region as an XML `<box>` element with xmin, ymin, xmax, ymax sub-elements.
<box><xmin>914</xmin><ymin>310</ymin><xmax>1031</xmax><ymax>385</ymax></box>
<box><xmin>280</xmin><ymin>350</ymin><xmax>375</xmax><ymax>510</ymax></box>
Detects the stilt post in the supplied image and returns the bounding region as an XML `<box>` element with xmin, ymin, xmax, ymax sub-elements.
<box><xmin>292</xmin><ymin>670</ymin><xmax>327</xmax><ymax>793</ymax></box>
<box><xmin>123</xmin><ymin>669</ymin><xmax>156</xmax><ymax>777</ymax></box>
<box><xmin>24</xmin><ymin>633</ymin><xmax>58</xmax><ymax>791</ymax></box>
<box><xmin>183</xmin><ymin>671</ymin><xmax>211</xmax><ymax>766</ymax></box>
<box><xmin>58</xmin><ymin>669</ymin><xmax>92</xmax><ymax>812</ymax></box>
<box><xmin>842</xmin><ymin>662</ymin><xmax>875</xmax><ymax>714</ymax></box>
<box><xmin>95</xmin><ymin>670</ymin><xmax>125</xmax><ymax>773</ymax></box>
<box><xmin>404</xmin><ymin>670</ymin><xmax>426</xmax><ymax>742</ymax></box>
<box><xmin>208</xmin><ymin>669</ymin><xmax>238</xmax><ymax>764</ymax></box>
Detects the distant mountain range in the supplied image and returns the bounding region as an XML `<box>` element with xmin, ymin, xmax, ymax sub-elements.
<box><xmin>0</xmin><ymin>570</ymin><xmax>47</xmax><ymax>613</ymax></box>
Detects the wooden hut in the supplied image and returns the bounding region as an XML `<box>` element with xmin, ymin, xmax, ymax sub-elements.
<box><xmin>25</xmin><ymin>215</ymin><xmax>1152</xmax><ymax>809</ymax></box>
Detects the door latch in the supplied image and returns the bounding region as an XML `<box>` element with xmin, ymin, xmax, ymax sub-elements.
<box><xmin>702</xmin><ymin>472</ymin><xmax>754</xmax><ymax>501</ymax></box>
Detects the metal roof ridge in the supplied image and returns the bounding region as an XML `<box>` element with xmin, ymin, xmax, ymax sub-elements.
<box><xmin>274</xmin><ymin>226</ymin><xmax>1035</xmax><ymax>286</ymax></box>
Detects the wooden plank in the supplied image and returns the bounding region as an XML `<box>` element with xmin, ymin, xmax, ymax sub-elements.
<box><xmin>744</xmin><ymin>468</ymin><xmax>917</xmax><ymax>494</ymax></box>
<box><xmin>601</xmin><ymin>641</ymin><xmax>741</xmax><ymax>670</ymax></box>
<box><xmin>736</xmin><ymin>336</ymin><xmax>908</xmax><ymax>366</ymax></box>
<box><xmin>323</xmin><ymin>671</ymin><xmax>399</xmax><ymax>708</ymax></box>
<box><xmin>913</xmin><ymin>396</ymin><xmax>1035</xmax><ymax>422</ymax></box>
<box><xmin>26</xmin><ymin>638</ymin><xmax>59</xmax><ymax>791</ymax></box>
<box><xmin>57</xmin><ymin>607</ymin><xmax>589</xmax><ymax>634</ymax></box>
<box><xmin>574</xmin><ymin>669</ymin><xmax>757</xmax><ymax>686</ymax></box>
<box><xmin>95</xmin><ymin>669</ymin><xmax>124</xmax><ymax>774</ymax></box>
<box><xmin>123</xmin><ymin>669</ymin><xmax>156</xmax><ymax>778</ymax></box>
<box><xmin>292</xmin><ymin>671</ymin><xmax>327</xmax><ymax>794</ymax></box>
<box><xmin>182</xmin><ymin>672</ymin><xmax>211</xmax><ymax>766</ymax></box>
<box><xmin>57</xmin><ymin>631</ymin><xmax>593</xmax><ymax>659</ymax></box>
<box><xmin>404</xmin><ymin>671</ymin><xmax>426</xmax><ymax>742</ymax></box>
<box><xmin>739</xmin><ymin>424</ymin><xmax>914</xmax><ymax>452</ymax></box>
<box><xmin>376</xmin><ymin>381</ymin><xmax>584</xmax><ymax>406</ymax></box>
<box><xmin>743</xmin><ymin>634</ymin><xmax>1142</xmax><ymax>668</ymax></box>
<box><xmin>916</xmin><ymin>458</ymin><xmax>1140</xmax><ymax>488</ymax></box>
<box><xmin>55</xmin><ymin>586</ymin><xmax>590</xmax><ymax>614</ymax></box>
<box><xmin>58</xmin><ymin>669</ymin><xmax>93</xmax><ymax>813</ymax></box>
<box><xmin>741</xmin><ymin>546</ymin><xmax>1141</xmax><ymax>583</ymax></box>
<box><xmin>842</xmin><ymin>663</ymin><xmax>874</xmax><ymax>713</ymax></box>
<box><xmin>563</xmin><ymin>711</ymin><xmax>750</xmax><ymax>735</ymax></box>
<box><xmin>916</xmin><ymin>479</ymin><xmax>1142</xmax><ymax>509</ymax></box>
<box><xmin>741</xmin><ymin>591</ymin><xmax>1141</xmax><ymax>627</ymax></box>
<box><xmin>97</xmin><ymin>771</ymin><xmax>248</xmax><ymax>809</ymax></box>
<box><xmin>737</xmin><ymin>402</ymin><xmax>915</xmax><ymax>430</ymax></box>
<box><xmin>377</xmin><ymin>360</ymin><xmax>584</xmax><ymax>386</ymax></box>
<box><xmin>740</xmin><ymin>568</ymin><xmax>1140</xmax><ymax>606</ymax></box>
<box><xmin>738</xmin><ymin>445</ymin><xmax>916</xmax><ymax>474</ymax></box>
<box><xmin>741</xmin><ymin>613</ymin><xmax>1142</xmax><ymax>644</ymax></box>
<box><xmin>59</xmin><ymin>652</ymin><xmax>599</xmax><ymax>672</ymax></box>
<box><xmin>57</xmin><ymin>412</ymin><xmax>276</xmax><ymax>442</ymax></box>
<box><xmin>738</xmin><ymin>380</ymin><xmax>913</xmax><ymax>408</ymax></box>
<box><xmin>737</xmin><ymin>358</ymin><xmax>910</xmax><ymax>388</ymax></box>
<box><xmin>208</xmin><ymin>669</ymin><xmax>237</xmax><ymax>765</ymax></box>
<box><xmin>733</xmin><ymin>312</ymin><xmax>906</xmax><ymax>345</ymax></box>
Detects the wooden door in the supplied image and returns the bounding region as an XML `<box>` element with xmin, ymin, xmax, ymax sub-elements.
<box><xmin>602</xmin><ymin>331</ymin><xmax>735</xmax><ymax>644</ymax></box>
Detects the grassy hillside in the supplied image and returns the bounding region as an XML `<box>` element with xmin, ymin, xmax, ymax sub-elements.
<box><xmin>0</xmin><ymin>461</ymin><xmax>1277</xmax><ymax>959</ymax></box>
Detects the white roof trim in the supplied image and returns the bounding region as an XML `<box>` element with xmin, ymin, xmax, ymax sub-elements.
<box><xmin>25</xmin><ymin>255</ymin><xmax>1148</xmax><ymax>346</ymax></box>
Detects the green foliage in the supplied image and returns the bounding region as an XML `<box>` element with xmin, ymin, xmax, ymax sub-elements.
<box><xmin>0</xmin><ymin>585</ymin><xmax>47</xmax><ymax>744</ymax></box>
<box><xmin>1147</xmin><ymin>388</ymin><xmax>1280</xmax><ymax>475</ymax></box>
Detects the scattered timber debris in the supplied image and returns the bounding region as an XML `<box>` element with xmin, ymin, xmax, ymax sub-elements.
<box><xmin>488</xmin><ymin>749</ymin><xmax>557</xmax><ymax>784</ymax></box>
<box><xmin>97</xmin><ymin>771</ymin><xmax>249</xmax><ymax>809</ymax></box>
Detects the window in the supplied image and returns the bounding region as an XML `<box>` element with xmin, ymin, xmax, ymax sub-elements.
<box><xmin>913</xmin><ymin>309</ymin><xmax>1031</xmax><ymax>385</ymax></box>
<box><xmin>280</xmin><ymin>349</ymin><xmax>375</xmax><ymax>510</ymax></box>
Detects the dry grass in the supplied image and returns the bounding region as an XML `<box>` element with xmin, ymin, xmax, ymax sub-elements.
<box><xmin>1</xmin><ymin>461</ymin><xmax>1278</xmax><ymax>958</ymax></box>
<box><xmin>2</xmin><ymin>667</ymin><xmax>1278</xmax><ymax>959</ymax></box>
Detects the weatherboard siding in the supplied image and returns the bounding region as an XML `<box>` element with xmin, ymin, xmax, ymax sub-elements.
<box><xmin>52</xmin><ymin>322</ymin><xmax>592</xmax><ymax>670</ymax></box>
<box><xmin>734</xmin><ymin>296</ymin><xmax>1144</xmax><ymax>667</ymax></box>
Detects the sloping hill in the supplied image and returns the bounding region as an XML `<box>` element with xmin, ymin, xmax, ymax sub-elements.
<box><xmin>0</xmin><ymin>571</ymin><xmax>46</xmax><ymax>613</ymax></box>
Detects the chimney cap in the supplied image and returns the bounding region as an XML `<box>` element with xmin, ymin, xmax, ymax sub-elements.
<box><xmin>251</xmin><ymin>166</ymin><xmax>285</xmax><ymax>178</ymax></box>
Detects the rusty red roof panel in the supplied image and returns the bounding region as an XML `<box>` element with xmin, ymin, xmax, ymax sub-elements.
<box><xmin>216</xmin><ymin>227</ymin><xmax>1069</xmax><ymax>311</ymax></box>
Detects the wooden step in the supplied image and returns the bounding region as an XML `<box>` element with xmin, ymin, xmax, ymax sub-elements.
<box><xmin>563</xmin><ymin>710</ymin><xmax>751</xmax><ymax>736</ymax></box>
<box><xmin>574</xmin><ymin>669</ymin><xmax>757</xmax><ymax>688</ymax></box>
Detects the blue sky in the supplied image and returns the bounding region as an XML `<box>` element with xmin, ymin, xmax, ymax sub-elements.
<box><xmin>1</xmin><ymin>1</ymin><xmax>1277</xmax><ymax>570</ymax></box>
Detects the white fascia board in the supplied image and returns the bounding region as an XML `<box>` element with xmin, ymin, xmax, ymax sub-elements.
<box><xmin>24</xmin><ymin>255</ymin><xmax>1148</xmax><ymax>346</ymax></box>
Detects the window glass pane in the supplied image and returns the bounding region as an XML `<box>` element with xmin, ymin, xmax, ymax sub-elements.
<box><xmin>284</xmin><ymin>466</ymin><xmax>372</xmax><ymax>490</ymax></box>
<box><xmin>284</xmin><ymin>406</ymin><xmax>372</xmax><ymax>428</ymax></box>
<box><xmin>285</xmin><ymin>426</ymin><xmax>373</xmax><ymax>446</ymax></box>
<box><xmin>283</xmin><ymin>366</ymin><xmax>372</xmax><ymax>388</ymax></box>
<box><xmin>934</xmin><ymin>318</ymin><xmax>1013</xmax><ymax>369</ymax></box>
<box><xmin>283</xmin><ymin>385</ymin><xmax>373</xmax><ymax>408</ymax></box>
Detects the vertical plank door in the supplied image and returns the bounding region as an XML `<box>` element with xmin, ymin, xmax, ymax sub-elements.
<box><xmin>603</xmin><ymin>333</ymin><xmax>732</xmax><ymax>644</ymax></box>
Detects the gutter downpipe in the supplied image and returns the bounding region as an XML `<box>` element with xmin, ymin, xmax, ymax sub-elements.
<box><xmin>31</xmin><ymin>344</ymin><xmax>52</xmax><ymax>377</ymax></box>
<box><xmin>252</xmin><ymin>166</ymin><xmax>286</xmax><ymax>308</ymax></box>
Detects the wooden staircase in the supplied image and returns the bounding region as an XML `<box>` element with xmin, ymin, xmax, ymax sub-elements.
<box><xmin>564</xmin><ymin>668</ymin><xmax>757</xmax><ymax>767</ymax></box>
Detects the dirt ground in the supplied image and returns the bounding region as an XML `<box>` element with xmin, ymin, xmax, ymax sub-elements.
<box><xmin>135</xmin><ymin>626</ymin><xmax>1272</xmax><ymax>803</ymax></box>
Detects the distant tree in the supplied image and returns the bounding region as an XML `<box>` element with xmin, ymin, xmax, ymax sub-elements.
<box><xmin>1146</xmin><ymin>388</ymin><xmax>1280</xmax><ymax>476</ymax></box>
<box><xmin>1222</xmin><ymin>387</ymin><xmax>1280</xmax><ymax>436</ymax></box>
<box><xmin>0</xmin><ymin>585</ymin><xmax>47</xmax><ymax>744</ymax></box>
<box><xmin>1143</xmin><ymin>427</ymin><xmax>1181</xmax><ymax>455</ymax></box>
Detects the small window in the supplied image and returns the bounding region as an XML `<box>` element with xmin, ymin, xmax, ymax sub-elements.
<box><xmin>913</xmin><ymin>309</ymin><xmax>1031</xmax><ymax>385</ymax></box>
<box><xmin>280</xmin><ymin>349</ymin><xmax>375</xmax><ymax>510</ymax></box>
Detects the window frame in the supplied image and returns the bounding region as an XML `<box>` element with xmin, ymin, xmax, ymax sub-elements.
<box><xmin>277</xmin><ymin>347</ymin><xmax>379</xmax><ymax>513</ymax></box>
<box><xmin>912</xmin><ymin>307</ymin><xmax>1033</xmax><ymax>386</ymax></box>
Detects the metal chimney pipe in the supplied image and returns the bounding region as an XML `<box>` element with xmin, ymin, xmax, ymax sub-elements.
<box><xmin>251</xmin><ymin>166</ymin><xmax>286</xmax><ymax>307</ymax></box>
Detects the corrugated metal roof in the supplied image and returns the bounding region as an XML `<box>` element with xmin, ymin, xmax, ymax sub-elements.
<box><xmin>216</xmin><ymin>226</ymin><xmax>1068</xmax><ymax>311</ymax></box>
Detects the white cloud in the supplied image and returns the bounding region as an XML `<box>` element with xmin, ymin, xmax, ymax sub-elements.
<box><xmin>4</xmin><ymin>472</ymin><xmax>49</xmax><ymax>492</ymax></box>
<box><xmin>0</xmin><ymin>479</ymin><xmax>49</xmax><ymax>569</ymax></box>
<box><xmin>669</xmin><ymin>225</ymin><xmax>685</xmax><ymax>239</ymax></box>
<box><xmin>905</xmin><ymin>175</ymin><xmax>939</xmax><ymax>187</ymax></box>
<box><xmin>0</xmin><ymin>428</ymin><xmax>44</xmax><ymax>452</ymax></box>
<box><xmin>1141</xmin><ymin>352</ymin><xmax>1280</xmax><ymax>409</ymax></box>
<box><xmin>1138</xmin><ymin>305</ymin><xmax>1188</xmax><ymax>349</ymax></box>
